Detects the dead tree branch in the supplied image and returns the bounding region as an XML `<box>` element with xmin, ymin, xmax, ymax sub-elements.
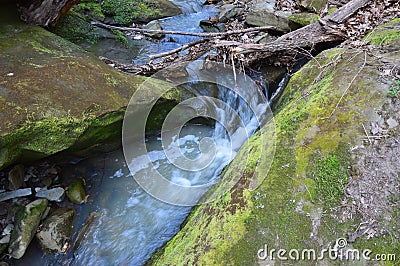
<box><xmin>91</xmin><ymin>21</ymin><xmax>277</xmax><ymax>37</ymax></box>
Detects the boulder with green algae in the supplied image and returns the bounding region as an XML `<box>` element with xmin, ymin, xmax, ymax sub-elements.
<box><xmin>36</xmin><ymin>208</ymin><xmax>76</xmax><ymax>254</ymax></box>
<box><xmin>66</xmin><ymin>180</ymin><xmax>86</xmax><ymax>204</ymax></box>
<box><xmin>8</xmin><ymin>199</ymin><xmax>48</xmax><ymax>259</ymax></box>
<box><xmin>0</xmin><ymin>7</ymin><xmax>181</xmax><ymax>170</ymax></box>
<box><xmin>148</xmin><ymin>32</ymin><xmax>400</xmax><ymax>264</ymax></box>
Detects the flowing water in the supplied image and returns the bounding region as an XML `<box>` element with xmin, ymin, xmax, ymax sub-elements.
<box><xmin>17</xmin><ymin>1</ymin><xmax>270</xmax><ymax>265</ymax></box>
<box><xmin>133</xmin><ymin>0</ymin><xmax>217</xmax><ymax>64</ymax></box>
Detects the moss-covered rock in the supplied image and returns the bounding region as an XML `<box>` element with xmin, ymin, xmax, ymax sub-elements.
<box><xmin>0</xmin><ymin>8</ymin><xmax>181</xmax><ymax>170</ymax></box>
<box><xmin>289</xmin><ymin>12</ymin><xmax>319</xmax><ymax>30</ymax></box>
<box><xmin>8</xmin><ymin>199</ymin><xmax>48</xmax><ymax>259</ymax></box>
<box><xmin>149</xmin><ymin>32</ymin><xmax>400</xmax><ymax>265</ymax></box>
<box><xmin>364</xmin><ymin>18</ymin><xmax>400</xmax><ymax>48</ymax></box>
<box><xmin>36</xmin><ymin>208</ymin><xmax>76</xmax><ymax>254</ymax></box>
<box><xmin>66</xmin><ymin>179</ymin><xmax>86</xmax><ymax>204</ymax></box>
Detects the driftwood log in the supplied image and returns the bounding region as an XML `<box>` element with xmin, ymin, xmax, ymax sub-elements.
<box><xmin>98</xmin><ymin>0</ymin><xmax>372</xmax><ymax>75</ymax></box>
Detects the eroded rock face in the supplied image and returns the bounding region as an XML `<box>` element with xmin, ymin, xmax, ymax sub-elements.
<box><xmin>8</xmin><ymin>199</ymin><xmax>48</xmax><ymax>259</ymax></box>
<box><xmin>36</xmin><ymin>208</ymin><xmax>75</xmax><ymax>254</ymax></box>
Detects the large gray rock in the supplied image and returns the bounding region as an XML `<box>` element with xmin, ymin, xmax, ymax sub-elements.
<box><xmin>246</xmin><ymin>2</ymin><xmax>291</xmax><ymax>33</ymax></box>
<box><xmin>218</xmin><ymin>4</ymin><xmax>244</xmax><ymax>23</ymax></box>
<box><xmin>8</xmin><ymin>199</ymin><xmax>48</xmax><ymax>259</ymax></box>
<box><xmin>36</xmin><ymin>208</ymin><xmax>75</xmax><ymax>254</ymax></box>
<box><xmin>0</xmin><ymin>7</ymin><xmax>181</xmax><ymax>171</ymax></box>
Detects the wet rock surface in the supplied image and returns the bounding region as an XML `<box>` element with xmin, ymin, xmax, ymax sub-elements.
<box><xmin>8</xmin><ymin>199</ymin><xmax>48</xmax><ymax>259</ymax></box>
<box><xmin>36</xmin><ymin>208</ymin><xmax>75</xmax><ymax>254</ymax></box>
<box><xmin>66</xmin><ymin>180</ymin><xmax>87</xmax><ymax>204</ymax></box>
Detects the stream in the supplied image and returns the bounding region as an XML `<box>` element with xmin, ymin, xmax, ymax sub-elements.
<box><xmin>17</xmin><ymin>1</ymin><xmax>269</xmax><ymax>265</ymax></box>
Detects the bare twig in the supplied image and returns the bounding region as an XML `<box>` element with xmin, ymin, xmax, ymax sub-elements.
<box><xmin>362</xmin><ymin>123</ymin><xmax>373</xmax><ymax>144</ymax></box>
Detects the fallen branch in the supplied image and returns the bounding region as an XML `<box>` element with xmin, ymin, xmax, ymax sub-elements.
<box><xmin>99</xmin><ymin>0</ymin><xmax>373</xmax><ymax>76</ymax></box>
<box><xmin>91</xmin><ymin>21</ymin><xmax>277</xmax><ymax>37</ymax></box>
<box><xmin>227</xmin><ymin>0</ymin><xmax>372</xmax><ymax>65</ymax></box>
<box><xmin>149</xmin><ymin>39</ymin><xmax>210</xmax><ymax>60</ymax></box>
<box><xmin>100</xmin><ymin>42</ymin><xmax>213</xmax><ymax>76</ymax></box>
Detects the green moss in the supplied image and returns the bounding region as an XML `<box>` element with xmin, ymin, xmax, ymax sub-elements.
<box><xmin>51</xmin><ymin>12</ymin><xmax>100</xmax><ymax>44</ymax></box>
<box><xmin>289</xmin><ymin>13</ymin><xmax>319</xmax><ymax>27</ymax></box>
<box><xmin>66</xmin><ymin>180</ymin><xmax>86</xmax><ymax>204</ymax></box>
<box><xmin>150</xmin><ymin>47</ymin><xmax>394</xmax><ymax>265</ymax></box>
<box><xmin>101</xmin><ymin>0</ymin><xmax>161</xmax><ymax>25</ymax></box>
<box><xmin>365</xmin><ymin>18</ymin><xmax>400</xmax><ymax>46</ymax></box>
<box><xmin>73</xmin><ymin>2</ymin><xmax>105</xmax><ymax>21</ymax></box>
<box><xmin>111</xmin><ymin>29</ymin><xmax>129</xmax><ymax>47</ymax></box>
<box><xmin>312</xmin><ymin>154</ymin><xmax>348</xmax><ymax>205</ymax></box>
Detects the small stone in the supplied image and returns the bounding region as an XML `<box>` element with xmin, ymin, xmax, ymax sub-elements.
<box><xmin>8</xmin><ymin>199</ymin><xmax>48</xmax><ymax>259</ymax></box>
<box><xmin>0</xmin><ymin>235</ymin><xmax>10</xmax><ymax>244</ymax></box>
<box><xmin>143</xmin><ymin>21</ymin><xmax>165</xmax><ymax>39</ymax></box>
<box><xmin>8</xmin><ymin>165</ymin><xmax>25</xmax><ymax>190</ymax></box>
<box><xmin>41</xmin><ymin>176</ymin><xmax>53</xmax><ymax>187</ymax></box>
<box><xmin>386</xmin><ymin>117</ymin><xmax>398</xmax><ymax>129</ymax></box>
<box><xmin>0</xmin><ymin>188</ymin><xmax>32</xmax><ymax>202</ymax></box>
<box><xmin>66</xmin><ymin>180</ymin><xmax>86</xmax><ymax>204</ymax></box>
<box><xmin>3</xmin><ymin>224</ymin><xmax>14</xmax><ymax>235</ymax></box>
<box><xmin>36</xmin><ymin>208</ymin><xmax>76</xmax><ymax>254</ymax></box>
<box><xmin>35</xmin><ymin>187</ymin><xmax>65</xmax><ymax>202</ymax></box>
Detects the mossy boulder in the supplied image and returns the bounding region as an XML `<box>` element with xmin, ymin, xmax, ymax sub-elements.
<box><xmin>66</xmin><ymin>180</ymin><xmax>86</xmax><ymax>204</ymax></box>
<box><xmin>8</xmin><ymin>199</ymin><xmax>48</xmax><ymax>259</ymax></box>
<box><xmin>36</xmin><ymin>208</ymin><xmax>76</xmax><ymax>254</ymax></box>
<box><xmin>0</xmin><ymin>7</ymin><xmax>181</xmax><ymax>170</ymax></box>
<box><xmin>149</xmin><ymin>33</ymin><xmax>400</xmax><ymax>264</ymax></box>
